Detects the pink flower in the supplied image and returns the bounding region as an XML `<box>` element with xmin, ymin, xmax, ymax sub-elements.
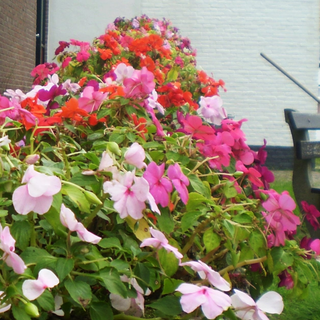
<box><xmin>176</xmin><ymin>283</ymin><xmax>231</xmax><ymax>319</ymax></box>
<box><xmin>143</xmin><ymin>162</ymin><xmax>173</xmax><ymax>207</ymax></box>
<box><xmin>78</xmin><ymin>86</ymin><xmax>108</xmax><ymax>113</ymax></box>
<box><xmin>179</xmin><ymin>260</ymin><xmax>230</xmax><ymax>291</ymax></box>
<box><xmin>301</xmin><ymin>201</ymin><xmax>320</xmax><ymax>231</ymax></box>
<box><xmin>124</xmin><ymin>143</ymin><xmax>146</xmax><ymax>169</ymax></box>
<box><xmin>22</xmin><ymin>269</ymin><xmax>59</xmax><ymax>301</ymax></box>
<box><xmin>235</xmin><ymin>160</ymin><xmax>264</xmax><ymax>188</ymax></box>
<box><xmin>231</xmin><ymin>289</ymin><xmax>283</xmax><ymax>320</ymax></box>
<box><xmin>0</xmin><ymin>226</ymin><xmax>26</xmax><ymax>274</ymax></box>
<box><xmin>167</xmin><ymin>163</ymin><xmax>189</xmax><ymax>204</ymax></box>
<box><xmin>103</xmin><ymin>171</ymin><xmax>159</xmax><ymax>220</ymax></box>
<box><xmin>12</xmin><ymin>165</ymin><xmax>61</xmax><ymax>215</ymax></box>
<box><xmin>123</xmin><ymin>67</ymin><xmax>155</xmax><ymax>98</ymax></box>
<box><xmin>114</xmin><ymin>63</ymin><xmax>134</xmax><ymax>84</ymax></box>
<box><xmin>197</xmin><ymin>96</ymin><xmax>227</xmax><ymax>126</ymax></box>
<box><xmin>310</xmin><ymin>238</ymin><xmax>320</xmax><ymax>255</ymax></box>
<box><xmin>60</xmin><ymin>204</ymin><xmax>101</xmax><ymax>244</ymax></box>
<box><xmin>140</xmin><ymin>227</ymin><xmax>183</xmax><ymax>260</ymax></box>
<box><xmin>262</xmin><ymin>190</ymin><xmax>300</xmax><ymax>233</ymax></box>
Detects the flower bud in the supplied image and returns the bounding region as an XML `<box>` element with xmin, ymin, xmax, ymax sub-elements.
<box><xmin>233</xmin><ymin>171</ymin><xmax>243</xmax><ymax>178</ymax></box>
<box><xmin>83</xmin><ymin>190</ymin><xmax>102</xmax><ymax>205</ymax></box>
<box><xmin>106</xmin><ymin>142</ymin><xmax>121</xmax><ymax>156</ymax></box>
<box><xmin>24</xmin><ymin>302</ymin><xmax>40</xmax><ymax>318</ymax></box>
<box><xmin>25</xmin><ymin>154</ymin><xmax>40</xmax><ymax>165</ymax></box>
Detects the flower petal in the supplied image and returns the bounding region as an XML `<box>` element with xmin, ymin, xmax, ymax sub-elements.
<box><xmin>256</xmin><ymin>291</ymin><xmax>284</xmax><ymax>314</ymax></box>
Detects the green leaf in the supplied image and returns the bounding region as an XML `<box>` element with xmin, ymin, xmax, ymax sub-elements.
<box><xmin>166</xmin><ymin>66</ymin><xmax>179</xmax><ymax>82</ymax></box>
<box><xmin>70</xmin><ymin>173</ymin><xmax>98</xmax><ymax>186</ymax></box>
<box><xmin>65</xmin><ymin>278</ymin><xmax>92</xmax><ymax>307</ymax></box>
<box><xmin>20</xmin><ymin>247</ymin><xmax>57</xmax><ymax>266</ymax></box>
<box><xmin>148</xmin><ymin>295</ymin><xmax>182</xmax><ymax>316</ymax></box>
<box><xmin>12</xmin><ymin>302</ymin><xmax>31</xmax><ymax>320</ymax></box>
<box><xmin>157</xmin><ymin>208</ymin><xmax>175</xmax><ymax>233</ymax></box>
<box><xmin>55</xmin><ymin>258</ymin><xmax>74</xmax><ymax>281</ymax></box>
<box><xmin>61</xmin><ymin>184</ymin><xmax>91</xmax><ymax>213</ymax></box>
<box><xmin>181</xmin><ymin>211</ymin><xmax>204</xmax><ymax>232</ymax></box>
<box><xmin>99</xmin><ymin>267</ymin><xmax>127</xmax><ymax>298</ymax></box>
<box><xmin>186</xmin><ymin>192</ymin><xmax>214</xmax><ymax>211</ymax></box>
<box><xmin>233</xmin><ymin>212</ymin><xmax>253</xmax><ymax>224</ymax></box>
<box><xmin>188</xmin><ymin>174</ymin><xmax>211</xmax><ymax>198</ymax></box>
<box><xmin>162</xmin><ymin>278</ymin><xmax>184</xmax><ymax>295</ymax></box>
<box><xmin>134</xmin><ymin>262</ymin><xmax>150</xmax><ymax>292</ymax></box>
<box><xmin>248</xmin><ymin>230</ymin><xmax>266</xmax><ymax>253</ymax></box>
<box><xmin>109</xmin><ymin>132</ymin><xmax>125</xmax><ymax>144</ymax></box>
<box><xmin>223</xmin><ymin>181</ymin><xmax>238</xmax><ymax>199</ymax></box>
<box><xmin>36</xmin><ymin>289</ymin><xmax>55</xmax><ymax>311</ymax></box>
<box><xmin>271</xmin><ymin>247</ymin><xmax>294</xmax><ymax>274</ymax></box>
<box><xmin>87</xmin><ymin>132</ymin><xmax>104</xmax><ymax>141</ymax></box>
<box><xmin>98</xmin><ymin>237</ymin><xmax>122</xmax><ymax>250</ymax></box>
<box><xmin>222</xmin><ymin>220</ymin><xmax>235</xmax><ymax>238</ymax></box>
<box><xmin>158</xmin><ymin>248</ymin><xmax>179</xmax><ymax>277</ymax></box>
<box><xmin>90</xmin><ymin>302</ymin><xmax>113</xmax><ymax>320</ymax></box>
<box><xmin>203</xmin><ymin>228</ymin><xmax>221</xmax><ymax>253</ymax></box>
<box><xmin>10</xmin><ymin>220</ymin><xmax>32</xmax><ymax>250</ymax></box>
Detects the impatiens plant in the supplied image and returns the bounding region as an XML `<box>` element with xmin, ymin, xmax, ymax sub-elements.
<box><xmin>0</xmin><ymin>15</ymin><xmax>319</xmax><ymax>320</ymax></box>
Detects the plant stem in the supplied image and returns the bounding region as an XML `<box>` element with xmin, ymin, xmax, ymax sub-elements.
<box><xmin>219</xmin><ymin>256</ymin><xmax>267</xmax><ymax>275</ymax></box>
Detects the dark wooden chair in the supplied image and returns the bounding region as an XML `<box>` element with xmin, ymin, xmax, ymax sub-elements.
<box><xmin>284</xmin><ymin>109</ymin><xmax>320</xmax><ymax>237</ymax></box>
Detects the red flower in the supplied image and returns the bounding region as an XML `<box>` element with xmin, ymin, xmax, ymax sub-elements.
<box><xmin>301</xmin><ymin>201</ymin><xmax>320</xmax><ymax>231</ymax></box>
<box><xmin>59</xmin><ymin>98</ymin><xmax>89</xmax><ymax>122</ymax></box>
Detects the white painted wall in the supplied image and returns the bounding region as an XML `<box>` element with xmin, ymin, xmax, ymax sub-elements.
<box><xmin>47</xmin><ymin>0</ymin><xmax>319</xmax><ymax>147</ymax></box>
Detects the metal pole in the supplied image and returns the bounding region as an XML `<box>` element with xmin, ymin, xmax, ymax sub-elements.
<box><xmin>260</xmin><ymin>53</ymin><xmax>320</xmax><ymax>106</ymax></box>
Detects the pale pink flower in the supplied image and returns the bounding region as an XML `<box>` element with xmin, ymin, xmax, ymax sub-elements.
<box><xmin>0</xmin><ymin>226</ymin><xmax>26</xmax><ymax>274</ymax></box>
<box><xmin>103</xmin><ymin>171</ymin><xmax>159</xmax><ymax>220</ymax></box>
<box><xmin>12</xmin><ymin>165</ymin><xmax>61</xmax><ymax>215</ymax></box>
<box><xmin>140</xmin><ymin>227</ymin><xmax>183</xmax><ymax>260</ymax></box>
<box><xmin>168</xmin><ymin>163</ymin><xmax>189</xmax><ymax>204</ymax></box>
<box><xmin>110</xmin><ymin>275</ymin><xmax>150</xmax><ymax>317</ymax></box>
<box><xmin>145</xmin><ymin>90</ymin><xmax>164</xmax><ymax>114</ymax></box>
<box><xmin>231</xmin><ymin>289</ymin><xmax>283</xmax><ymax>320</ymax></box>
<box><xmin>176</xmin><ymin>283</ymin><xmax>231</xmax><ymax>319</ymax></box>
<box><xmin>124</xmin><ymin>143</ymin><xmax>146</xmax><ymax>169</ymax></box>
<box><xmin>0</xmin><ymin>136</ymin><xmax>10</xmax><ymax>147</ymax></box>
<box><xmin>22</xmin><ymin>269</ymin><xmax>59</xmax><ymax>301</ymax></box>
<box><xmin>78</xmin><ymin>86</ymin><xmax>108</xmax><ymax>113</ymax></box>
<box><xmin>114</xmin><ymin>63</ymin><xmax>134</xmax><ymax>84</ymax></box>
<box><xmin>197</xmin><ymin>96</ymin><xmax>227</xmax><ymax>126</ymax></box>
<box><xmin>179</xmin><ymin>260</ymin><xmax>230</xmax><ymax>291</ymax></box>
<box><xmin>143</xmin><ymin>162</ymin><xmax>173</xmax><ymax>207</ymax></box>
<box><xmin>60</xmin><ymin>204</ymin><xmax>101</xmax><ymax>244</ymax></box>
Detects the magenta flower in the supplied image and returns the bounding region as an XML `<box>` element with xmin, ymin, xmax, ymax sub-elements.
<box><xmin>0</xmin><ymin>225</ymin><xmax>26</xmax><ymax>274</ymax></box>
<box><xmin>140</xmin><ymin>227</ymin><xmax>183</xmax><ymax>260</ymax></box>
<box><xmin>231</xmin><ymin>289</ymin><xmax>283</xmax><ymax>320</ymax></box>
<box><xmin>103</xmin><ymin>171</ymin><xmax>159</xmax><ymax>220</ymax></box>
<box><xmin>12</xmin><ymin>165</ymin><xmax>61</xmax><ymax>215</ymax></box>
<box><xmin>78</xmin><ymin>86</ymin><xmax>108</xmax><ymax>113</ymax></box>
<box><xmin>278</xmin><ymin>269</ymin><xmax>294</xmax><ymax>289</ymax></box>
<box><xmin>179</xmin><ymin>260</ymin><xmax>230</xmax><ymax>291</ymax></box>
<box><xmin>60</xmin><ymin>204</ymin><xmax>101</xmax><ymax>244</ymax></box>
<box><xmin>167</xmin><ymin>163</ymin><xmax>189</xmax><ymax>204</ymax></box>
<box><xmin>176</xmin><ymin>283</ymin><xmax>231</xmax><ymax>319</ymax></box>
<box><xmin>22</xmin><ymin>269</ymin><xmax>59</xmax><ymax>301</ymax></box>
<box><xmin>197</xmin><ymin>96</ymin><xmax>227</xmax><ymax>126</ymax></box>
<box><xmin>124</xmin><ymin>142</ymin><xmax>146</xmax><ymax>169</ymax></box>
<box><xmin>123</xmin><ymin>67</ymin><xmax>155</xmax><ymax>98</ymax></box>
<box><xmin>301</xmin><ymin>201</ymin><xmax>320</xmax><ymax>231</ymax></box>
<box><xmin>143</xmin><ymin>162</ymin><xmax>173</xmax><ymax>207</ymax></box>
<box><xmin>235</xmin><ymin>160</ymin><xmax>264</xmax><ymax>188</ymax></box>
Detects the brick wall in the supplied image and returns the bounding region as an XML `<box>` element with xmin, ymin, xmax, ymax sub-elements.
<box><xmin>0</xmin><ymin>1</ymin><xmax>37</xmax><ymax>94</ymax></box>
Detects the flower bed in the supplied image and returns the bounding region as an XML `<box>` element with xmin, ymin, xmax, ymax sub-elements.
<box><xmin>0</xmin><ymin>15</ymin><xmax>319</xmax><ymax>320</ymax></box>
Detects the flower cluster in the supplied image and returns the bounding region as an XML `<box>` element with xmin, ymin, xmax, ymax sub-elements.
<box><xmin>0</xmin><ymin>15</ymin><xmax>318</xmax><ymax>320</ymax></box>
